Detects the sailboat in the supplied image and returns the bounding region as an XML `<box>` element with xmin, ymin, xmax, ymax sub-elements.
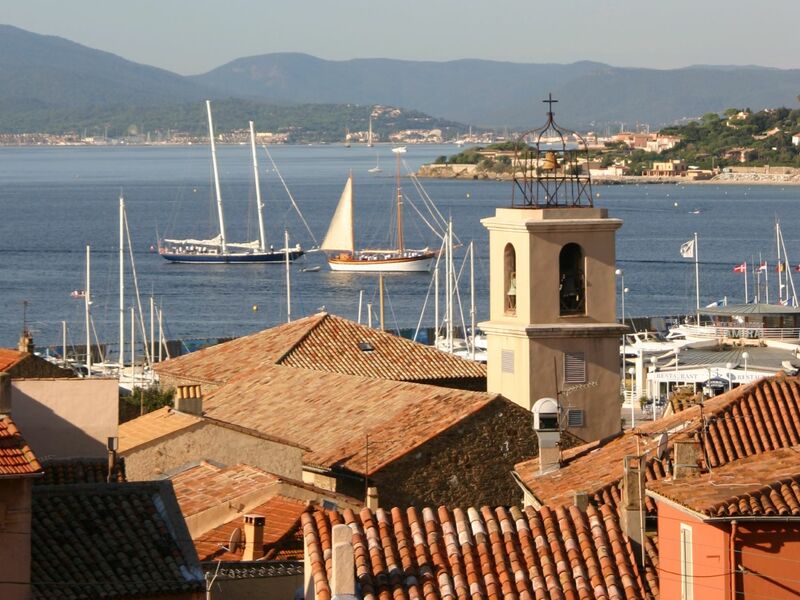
<box><xmin>321</xmin><ymin>148</ymin><xmax>436</xmax><ymax>272</ymax></box>
<box><xmin>368</xmin><ymin>154</ymin><xmax>382</xmax><ymax>174</ymax></box>
<box><xmin>159</xmin><ymin>101</ymin><xmax>304</xmax><ymax>264</ymax></box>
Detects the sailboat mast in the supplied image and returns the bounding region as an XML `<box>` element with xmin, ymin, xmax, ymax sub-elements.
<box><xmin>285</xmin><ymin>229</ymin><xmax>292</xmax><ymax>323</ymax></box>
<box><xmin>206</xmin><ymin>100</ymin><xmax>227</xmax><ymax>254</ymax></box>
<box><xmin>250</xmin><ymin>120</ymin><xmax>267</xmax><ymax>251</ymax></box>
<box><xmin>470</xmin><ymin>241</ymin><xmax>476</xmax><ymax>360</ymax></box>
<box><xmin>85</xmin><ymin>245</ymin><xmax>91</xmax><ymax>377</ymax></box>
<box><xmin>395</xmin><ymin>149</ymin><xmax>404</xmax><ymax>253</ymax></box>
<box><xmin>119</xmin><ymin>195</ymin><xmax>125</xmax><ymax>367</ymax></box>
<box><xmin>776</xmin><ymin>220</ymin><xmax>783</xmax><ymax>303</ymax></box>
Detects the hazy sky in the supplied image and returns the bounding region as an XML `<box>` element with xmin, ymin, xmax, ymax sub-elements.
<box><xmin>4</xmin><ymin>0</ymin><xmax>798</xmax><ymax>75</ymax></box>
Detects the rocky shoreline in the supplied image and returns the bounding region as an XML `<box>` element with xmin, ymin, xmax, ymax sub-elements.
<box><xmin>416</xmin><ymin>163</ymin><xmax>800</xmax><ymax>185</ymax></box>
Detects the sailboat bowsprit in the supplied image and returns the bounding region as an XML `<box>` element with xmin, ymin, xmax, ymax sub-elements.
<box><xmin>159</xmin><ymin>101</ymin><xmax>304</xmax><ymax>264</ymax></box>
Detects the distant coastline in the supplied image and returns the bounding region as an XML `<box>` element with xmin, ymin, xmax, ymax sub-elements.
<box><xmin>416</xmin><ymin>163</ymin><xmax>800</xmax><ymax>186</ymax></box>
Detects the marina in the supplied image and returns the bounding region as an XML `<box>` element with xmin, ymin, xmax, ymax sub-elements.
<box><xmin>1</xmin><ymin>143</ymin><xmax>800</xmax><ymax>352</ymax></box>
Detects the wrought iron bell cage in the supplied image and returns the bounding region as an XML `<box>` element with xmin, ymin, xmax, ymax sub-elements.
<box><xmin>512</xmin><ymin>94</ymin><xmax>593</xmax><ymax>208</ymax></box>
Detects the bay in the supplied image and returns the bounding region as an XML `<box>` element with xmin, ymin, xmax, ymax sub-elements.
<box><xmin>0</xmin><ymin>143</ymin><xmax>798</xmax><ymax>352</ymax></box>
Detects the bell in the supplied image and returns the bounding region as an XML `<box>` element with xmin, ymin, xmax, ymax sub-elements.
<box><xmin>541</xmin><ymin>151</ymin><xmax>559</xmax><ymax>171</ymax></box>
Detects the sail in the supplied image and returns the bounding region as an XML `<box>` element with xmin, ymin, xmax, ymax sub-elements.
<box><xmin>321</xmin><ymin>175</ymin><xmax>355</xmax><ymax>252</ymax></box>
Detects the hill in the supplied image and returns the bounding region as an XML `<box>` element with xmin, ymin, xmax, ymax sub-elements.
<box><xmin>193</xmin><ymin>53</ymin><xmax>800</xmax><ymax>129</ymax></box>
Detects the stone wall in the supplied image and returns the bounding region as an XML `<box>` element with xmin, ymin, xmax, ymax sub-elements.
<box><xmin>342</xmin><ymin>397</ymin><xmax>538</xmax><ymax>508</ymax></box>
<box><xmin>122</xmin><ymin>421</ymin><xmax>303</xmax><ymax>481</ymax></box>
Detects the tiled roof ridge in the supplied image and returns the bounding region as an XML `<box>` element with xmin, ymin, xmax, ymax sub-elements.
<box><xmin>0</xmin><ymin>415</ymin><xmax>43</xmax><ymax>477</ymax></box>
<box><xmin>301</xmin><ymin>502</ymin><xmax>651</xmax><ymax>600</ymax></box>
<box><xmin>273</xmin><ymin>311</ymin><xmax>330</xmax><ymax>365</ymax></box>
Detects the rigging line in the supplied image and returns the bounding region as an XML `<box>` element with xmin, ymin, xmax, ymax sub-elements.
<box><xmin>405</xmin><ymin>195</ymin><xmax>444</xmax><ymax>242</ymax></box>
<box><xmin>124</xmin><ymin>210</ymin><xmax>152</xmax><ymax>366</ymax></box>
<box><xmin>401</xmin><ymin>158</ymin><xmax>455</xmax><ymax>242</ymax></box>
<box><xmin>260</xmin><ymin>144</ymin><xmax>318</xmax><ymax>246</ymax></box>
<box><xmin>404</xmin><ymin>169</ymin><xmax>449</xmax><ymax>239</ymax></box>
<box><xmin>453</xmin><ymin>247</ymin><xmax>471</xmax><ymax>342</ymax></box>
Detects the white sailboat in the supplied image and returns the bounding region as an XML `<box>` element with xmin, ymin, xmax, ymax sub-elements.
<box><xmin>321</xmin><ymin>148</ymin><xmax>436</xmax><ymax>272</ymax></box>
<box><xmin>159</xmin><ymin>101</ymin><xmax>303</xmax><ymax>264</ymax></box>
<box><xmin>368</xmin><ymin>154</ymin><xmax>382</xmax><ymax>174</ymax></box>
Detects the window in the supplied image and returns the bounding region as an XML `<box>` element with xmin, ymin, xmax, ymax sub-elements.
<box><xmin>680</xmin><ymin>524</ymin><xmax>693</xmax><ymax>600</ymax></box>
<box><xmin>567</xmin><ymin>409</ymin><xmax>585</xmax><ymax>427</ymax></box>
<box><xmin>559</xmin><ymin>243</ymin><xmax>585</xmax><ymax>315</ymax></box>
<box><xmin>501</xmin><ymin>349</ymin><xmax>514</xmax><ymax>374</ymax></box>
<box><xmin>504</xmin><ymin>243</ymin><xmax>517</xmax><ymax>315</ymax></box>
<box><xmin>564</xmin><ymin>352</ymin><xmax>586</xmax><ymax>383</ymax></box>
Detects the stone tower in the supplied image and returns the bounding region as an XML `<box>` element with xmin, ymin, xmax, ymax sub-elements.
<box><xmin>479</xmin><ymin>96</ymin><xmax>625</xmax><ymax>442</ymax></box>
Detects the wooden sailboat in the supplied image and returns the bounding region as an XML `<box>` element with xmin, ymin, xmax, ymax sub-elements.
<box><xmin>159</xmin><ymin>101</ymin><xmax>303</xmax><ymax>264</ymax></box>
<box><xmin>321</xmin><ymin>148</ymin><xmax>435</xmax><ymax>272</ymax></box>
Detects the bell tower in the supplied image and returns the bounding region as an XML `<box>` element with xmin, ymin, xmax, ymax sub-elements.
<box><xmin>480</xmin><ymin>96</ymin><xmax>626</xmax><ymax>442</ymax></box>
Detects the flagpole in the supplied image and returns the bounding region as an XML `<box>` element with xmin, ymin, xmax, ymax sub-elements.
<box><xmin>694</xmin><ymin>232</ymin><xmax>700</xmax><ymax>323</ymax></box>
<box><xmin>744</xmin><ymin>262</ymin><xmax>748</xmax><ymax>305</ymax></box>
<box><xmin>765</xmin><ymin>260</ymin><xmax>770</xmax><ymax>305</ymax></box>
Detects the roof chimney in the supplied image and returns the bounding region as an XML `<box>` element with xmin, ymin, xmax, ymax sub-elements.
<box><xmin>173</xmin><ymin>384</ymin><xmax>203</xmax><ymax>416</ymax></box>
<box><xmin>673</xmin><ymin>438</ymin><xmax>702</xmax><ymax>479</ymax></box>
<box><xmin>330</xmin><ymin>523</ymin><xmax>356</xmax><ymax>599</ymax></box>
<box><xmin>242</xmin><ymin>514</ymin><xmax>265</xmax><ymax>561</ymax></box>
<box><xmin>621</xmin><ymin>454</ymin><xmax>645</xmax><ymax>567</ymax></box>
<box><xmin>532</xmin><ymin>397</ymin><xmax>561</xmax><ymax>474</ymax></box>
<box><xmin>0</xmin><ymin>372</ymin><xmax>11</xmax><ymax>416</ymax></box>
<box><xmin>366</xmin><ymin>486</ymin><xmax>379</xmax><ymax>511</ymax></box>
<box><xmin>18</xmin><ymin>330</ymin><xmax>34</xmax><ymax>355</ymax></box>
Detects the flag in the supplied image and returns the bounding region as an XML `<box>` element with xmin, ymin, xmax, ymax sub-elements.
<box><xmin>680</xmin><ymin>239</ymin><xmax>694</xmax><ymax>258</ymax></box>
<box><xmin>795</xmin><ymin>265</ymin><xmax>800</xmax><ymax>273</ymax></box>
<box><xmin>757</xmin><ymin>261</ymin><xmax>767</xmax><ymax>272</ymax></box>
<box><xmin>733</xmin><ymin>262</ymin><xmax>746</xmax><ymax>273</ymax></box>
<box><xmin>777</xmin><ymin>262</ymin><xmax>786</xmax><ymax>272</ymax></box>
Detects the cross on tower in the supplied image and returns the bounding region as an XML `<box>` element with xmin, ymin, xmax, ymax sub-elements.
<box><xmin>543</xmin><ymin>93</ymin><xmax>558</xmax><ymax>116</ymax></box>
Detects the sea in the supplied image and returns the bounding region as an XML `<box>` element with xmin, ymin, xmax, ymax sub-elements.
<box><xmin>1</xmin><ymin>143</ymin><xmax>799</xmax><ymax>354</ymax></box>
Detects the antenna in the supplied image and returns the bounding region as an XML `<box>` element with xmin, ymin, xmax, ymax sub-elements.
<box><xmin>228</xmin><ymin>528</ymin><xmax>242</xmax><ymax>553</ymax></box>
<box><xmin>22</xmin><ymin>300</ymin><xmax>29</xmax><ymax>334</ymax></box>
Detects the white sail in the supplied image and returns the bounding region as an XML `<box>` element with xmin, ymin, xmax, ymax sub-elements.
<box><xmin>321</xmin><ymin>174</ymin><xmax>355</xmax><ymax>252</ymax></box>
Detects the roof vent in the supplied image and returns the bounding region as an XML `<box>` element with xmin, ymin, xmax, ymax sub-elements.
<box><xmin>358</xmin><ymin>341</ymin><xmax>374</xmax><ymax>353</ymax></box>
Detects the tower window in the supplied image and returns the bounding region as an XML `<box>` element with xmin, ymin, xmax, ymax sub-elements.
<box><xmin>559</xmin><ymin>243</ymin><xmax>585</xmax><ymax>315</ymax></box>
<box><xmin>504</xmin><ymin>243</ymin><xmax>517</xmax><ymax>315</ymax></box>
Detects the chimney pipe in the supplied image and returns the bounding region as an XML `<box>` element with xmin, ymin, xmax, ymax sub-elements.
<box><xmin>366</xmin><ymin>487</ymin><xmax>379</xmax><ymax>511</ymax></box>
<box><xmin>173</xmin><ymin>384</ymin><xmax>203</xmax><ymax>416</ymax></box>
<box><xmin>107</xmin><ymin>436</ymin><xmax>119</xmax><ymax>483</ymax></box>
<box><xmin>621</xmin><ymin>454</ymin><xmax>645</xmax><ymax>567</ymax></box>
<box><xmin>573</xmin><ymin>491</ymin><xmax>589</xmax><ymax>511</ymax></box>
<box><xmin>532</xmin><ymin>398</ymin><xmax>561</xmax><ymax>474</ymax></box>
<box><xmin>0</xmin><ymin>372</ymin><xmax>11</xmax><ymax>416</ymax></box>
<box><xmin>242</xmin><ymin>514</ymin><xmax>265</xmax><ymax>561</ymax></box>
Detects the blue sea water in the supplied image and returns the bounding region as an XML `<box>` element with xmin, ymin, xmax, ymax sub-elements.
<box><xmin>0</xmin><ymin>143</ymin><xmax>798</xmax><ymax>353</ymax></box>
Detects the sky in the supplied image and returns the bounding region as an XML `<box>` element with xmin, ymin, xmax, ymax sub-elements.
<box><xmin>3</xmin><ymin>0</ymin><xmax>799</xmax><ymax>75</ymax></box>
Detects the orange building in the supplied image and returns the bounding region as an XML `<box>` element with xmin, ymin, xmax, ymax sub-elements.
<box><xmin>649</xmin><ymin>447</ymin><xmax>800</xmax><ymax>600</ymax></box>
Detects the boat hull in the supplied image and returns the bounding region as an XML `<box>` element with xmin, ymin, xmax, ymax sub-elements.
<box><xmin>159</xmin><ymin>250</ymin><xmax>304</xmax><ymax>264</ymax></box>
<box><xmin>327</xmin><ymin>251</ymin><xmax>435</xmax><ymax>272</ymax></box>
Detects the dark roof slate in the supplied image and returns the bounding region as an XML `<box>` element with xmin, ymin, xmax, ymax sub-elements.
<box><xmin>31</xmin><ymin>481</ymin><xmax>204</xmax><ymax>599</ymax></box>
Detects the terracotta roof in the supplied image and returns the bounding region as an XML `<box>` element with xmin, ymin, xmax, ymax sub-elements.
<box><xmin>154</xmin><ymin>314</ymin><xmax>326</xmax><ymax>385</ymax></box>
<box><xmin>154</xmin><ymin>312</ymin><xmax>485</xmax><ymax>386</ymax></box>
<box><xmin>302</xmin><ymin>504</ymin><xmax>650</xmax><ymax>600</ymax></box>
<box><xmin>37</xmin><ymin>457</ymin><xmax>126</xmax><ymax>485</ymax></box>
<box><xmin>277</xmin><ymin>312</ymin><xmax>486</xmax><ymax>382</ymax></box>
<box><xmin>515</xmin><ymin>374</ymin><xmax>800</xmax><ymax>510</ymax></box>
<box><xmin>170</xmin><ymin>461</ymin><xmax>279</xmax><ymax>518</ymax></box>
<box><xmin>118</xmin><ymin>406</ymin><xmax>307</xmax><ymax>454</ymax></box>
<box><xmin>117</xmin><ymin>405</ymin><xmax>202</xmax><ymax>452</ymax></box>
<box><xmin>203</xmin><ymin>365</ymin><xmax>500</xmax><ymax>474</ymax></box>
<box><xmin>195</xmin><ymin>495</ymin><xmax>309</xmax><ymax>562</ymax></box>
<box><xmin>649</xmin><ymin>446</ymin><xmax>800</xmax><ymax>519</ymax></box>
<box><xmin>0</xmin><ymin>348</ymin><xmax>27</xmax><ymax>371</ymax></box>
<box><xmin>0</xmin><ymin>416</ymin><xmax>42</xmax><ymax>477</ymax></box>
<box><xmin>31</xmin><ymin>481</ymin><xmax>204</xmax><ymax>599</ymax></box>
